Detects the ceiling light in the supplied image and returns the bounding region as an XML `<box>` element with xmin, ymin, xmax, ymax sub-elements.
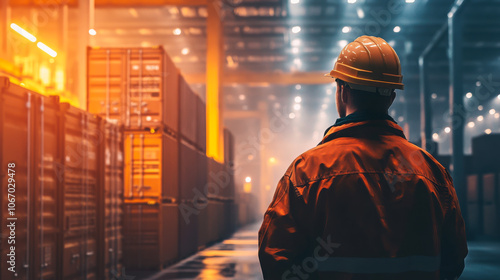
<box><xmin>393</xmin><ymin>26</ymin><xmax>401</xmax><ymax>33</ymax></box>
<box><xmin>292</xmin><ymin>26</ymin><xmax>301</xmax><ymax>33</ymax></box>
<box><xmin>338</xmin><ymin>40</ymin><xmax>348</xmax><ymax>48</ymax></box>
<box><xmin>295</xmin><ymin>84</ymin><xmax>301</xmax><ymax>90</ymax></box>
<box><xmin>291</xmin><ymin>38</ymin><xmax>301</xmax><ymax>47</ymax></box>
<box><xmin>477</xmin><ymin>115</ymin><xmax>484</xmax><ymax>121</ymax></box>
<box><xmin>467</xmin><ymin>122</ymin><xmax>475</xmax><ymax>128</ymax></box>
<box><xmin>356</xmin><ymin>8</ymin><xmax>365</xmax><ymax>18</ymax></box>
<box><xmin>348</xmin><ymin>0</ymin><xmax>357</xmax><ymax>3</ymax></box>
<box><xmin>10</xmin><ymin>23</ymin><xmax>36</xmax><ymax>42</ymax></box>
<box><xmin>37</xmin><ymin>42</ymin><xmax>57</xmax><ymax>57</ymax></box>
<box><xmin>289</xmin><ymin>112</ymin><xmax>296</xmax><ymax>119</ymax></box>
<box><xmin>342</xmin><ymin>26</ymin><xmax>351</xmax><ymax>33</ymax></box>
<box><xmin>292</xmin><ymin>47</ymin><xmax>299</xmax><ymax>54</ymax></box>
<box><xmin>485</xmin><ymin>129</ymin><xmax>492</xmax><ymax>135</ymax></box>
<box><xmin>245</xmin><ymin>176</ymin><xmax>251</xmax><ymax>183</ymax></box>
<box><xmin>294</xmin><ymin>96</ymin><xmax>302</xmax><ymax>103</ymax></box>
<box><xmin>291</xmin><ymin>0</ymin><xmax>300</xmax><ymax>4</ymax></box>
<box><xmin>478</xmin><ymin>105</ymin><xmax>483</xmax><ymax>111</ymax></box>
<box><xmin>181</xmin><ymin>47</ymin><xmax>189</xmax><ymax>55</ymax></box>
<box><xmin>405</xmin><ymin>0</ymin><xmax>415</xmax><ymax>3</ymax></box>
<box><xmin>495</xmin><ymin>113</ymin><xmax>500</xmax><ymax>119</ymax></box>
<box><xmin>466</xmin><ymin>92</ymin><xmax>472</xmax><ymax>98</ymax></box>
<box><xmin>444</xmin><ymin>127</ymin><xmax>451</xmax><ymax>133</ymax></box>
<box><xmin>293</xmin><ymin>104</ymin><xmax>301</xmax><ymax>111</ymax></box>
<box><xmin>89</xmin><ymin>29</ymin><xmax>97</xmax><ymax>36</ymax></box>
<box><xmin>432</xmin><ymin>133</ymin><xmax>439</xmax><ymax>140</ymax></box>
<box><xmin>489</xmin><ymin>109</ymin><xmax>496</xmax><ymax>115</ymax></box>
<box><xmin>173</xmin><ymin>28</ymin><xmax>182</xmax><ymax>35</ymax></box>
<box><xmin>431</xmin><ymin>93</ymin><xmax>437</xmax><ymax>99</ymax></box>
<box><xmin>239</xmin><ymin>94</ymin><xmax>246</xmax><ymax>101</ymax></box>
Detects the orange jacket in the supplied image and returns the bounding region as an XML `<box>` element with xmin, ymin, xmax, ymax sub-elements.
<box><xmin>258</xmin><ymin>118</ymin><xmax>467</xmax><ymax>280</ymax></box>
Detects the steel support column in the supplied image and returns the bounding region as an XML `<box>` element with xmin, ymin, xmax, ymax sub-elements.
<box><xmin>419</xmin><ymin>23</ymin><xmax>446</xmax><ymax>154</ymax></box>
<box><xmin>76</xmin><ymin>0</ymin><xmax>91</xmax><ymax>109</ymax></box>
<box><xmin>448</xmin><ymin>0</ymin><xmax>467</xmax><ymax>213</ymax></box>
<box><xmin>0</xmin><ymin>0</ymin><xmax>8</xmax><ymax>59</ymax></box>
<box><xmin>206</xmin><ymin>0</ymin><xmax>224</xmax><ymax>163</ymax></box>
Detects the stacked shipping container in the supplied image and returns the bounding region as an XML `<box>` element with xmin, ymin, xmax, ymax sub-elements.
<box><xmin>0</xmin><ymin>77</ymin><xmax>124</xmax><ymax>280</ymax></box>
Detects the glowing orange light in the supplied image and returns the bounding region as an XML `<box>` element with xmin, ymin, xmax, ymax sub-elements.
<box><xmin>89</xmin><ymin>29</ymin><xmax>97</xmax><ymax>36</ymax></box>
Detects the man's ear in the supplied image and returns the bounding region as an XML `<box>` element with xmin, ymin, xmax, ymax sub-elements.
<box><xmin>341</xmin><ymin>84</ymin><xmax>349</xmax><ymax>104</ymax></box>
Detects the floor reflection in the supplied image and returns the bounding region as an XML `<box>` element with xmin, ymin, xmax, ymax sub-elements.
<box><xmin>144</xmin><ymin>222</ymin><xmax>500</xmax><ymax>280</ymax></box>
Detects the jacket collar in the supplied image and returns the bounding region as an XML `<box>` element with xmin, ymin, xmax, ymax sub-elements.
<box><xmin>319</xmin><ymin>119</ymin><xmax>407</xmax><ymax>146</ymax></box>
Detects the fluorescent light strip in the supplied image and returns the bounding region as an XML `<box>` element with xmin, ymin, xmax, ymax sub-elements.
<box><xmin>10</xmin><ymin>23</ymin><xmax>37</xmax><ymax>42</ymax></box>
<box><xmin>37</xmin><ymin>42</ymin><xmax>57</xmax><ymax>57</ymax></box>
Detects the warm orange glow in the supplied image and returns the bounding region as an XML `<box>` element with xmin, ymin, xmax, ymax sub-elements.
<box><xmin>89</xmin><ymin>28</ymin><xmax>97</xmax><ymax>36</ymax></box>
<box><xmin>39</xmin><ymin>65</ymin><xmax>51</xmax><ymax>86</ymax></box>
<box><xmin>10</xmin><ymin>23</ymin><xmax>36</xmax><ymax>42</ymax></box>
<box><xmin>244</xmin><ymin>182</ymin><xmax>252</xmax><ymax>193</ymax></box>
<box><xmin>37</xmin><ymin>42</ymin><xmax>57</xmax><ymax>57</ymax></box>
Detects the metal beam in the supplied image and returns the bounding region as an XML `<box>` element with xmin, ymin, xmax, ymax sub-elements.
<box><xmin>184</xmin><ymin>71</ymin><xmax>333</xmax><ymax>85</ymax></box>
<box><xmin>448</xmin><ymin>0</ymin><xmax>468</xmax><ymax>227</ymax></box>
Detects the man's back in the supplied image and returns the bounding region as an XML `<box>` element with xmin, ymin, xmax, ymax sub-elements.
<box><xmin>258</xmin><ymin>119</ymin><xmax>467</xmax><ymax>280</ymax></box>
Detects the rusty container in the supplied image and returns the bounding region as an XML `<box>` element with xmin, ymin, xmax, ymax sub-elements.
<box><xmin>483</xmin><ymin>173</ymin><xmax>500</xmax><ymax>238</ymax></box>
<box><xmin>88</xmin><ymin>47</ymin><xmax>179</xmax><ymax>133</ymax></box>
<box><xmin>122</xmin><ymin>202</ymin><xmax>179</xmax><ymax>270</ymax></box>
<box><xmin>195</xmin><ymin>96</ymin><xmax>206</xmax><ymax>152</ymax></box>
<box><xmin>123</xmin><ymin>130</ymin><xmax>178</xmax><ymax>202</ymax></box>
<box><xmin>179</xmin><ymin>76</ymin><xmax>197</xmax><ymax>145</ymax></box>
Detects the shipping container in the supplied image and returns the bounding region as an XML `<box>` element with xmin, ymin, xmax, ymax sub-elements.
<box><xmin>87</xmin><ymin>47</ymin><xmax>179</xmax><ymax>132</ymax></box>
<box><xmin>208</xmin><ymin>158</ymin><xmax>235</xmax><ymax>199</ymax></box>
<box><xmin>178</xmin><ymin>204</ymin><xmax>199</xmax><ymax>259</ymax></box>
<box><xmin>97</xmin><ymin>122</ymin><xmax>124</xmax><ymax>279</ymax></box>
<box><xmin>483</xmin><ymin>173</ymin><xmax>499</xmax><ymax>238</ymax></box>
<box><xmin>196</xmin><ymin>96</ymin><xmax>206</xmax><ymax>152</ymax></box>
<box><xmin>58</xmin><ymin>103</ymin><xmax>101</xmax><ymax>280</ymax></box>
<box><xmin>179</xmin><ymin>140</ymin><xmax>198</xmax><ymax>200</ymax></box>
<box><xmin>472</xmin><ymin>134</ymin><xmax>500</xmax><ymax>173</ymax></box>
<box><xmin>122</xmin><ymin>202</ymin><xmax>178</xmax><ymax>270</ymax></box>
<box><xmin>179</xmin><ymin>76</ymin><xmax>197</xmax><ymax>144</ymax></box>
<box><xmin>1</xmin><ymin>78</ymin><xmax>36</xmax><ymax>280</ymax></box>
<box><xmin>123</xmin><ymin>130</ymin><xmax>178</xmax><ymax>202</ymax></box>
<box><xmin>467</xmin><ymin>174</ymin><xmax>483</xmax><ymax>236</ymax></box>
<box><xmin>224</xmin><ymin>128</ymin><xmax>235</xmax><ymax>168</ymax></box>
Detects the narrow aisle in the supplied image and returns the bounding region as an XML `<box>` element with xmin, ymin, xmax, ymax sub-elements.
<box><xmin>147</xmin><ymin>223</ymin><xmax>264</xmax><ymax>280</ymax></box>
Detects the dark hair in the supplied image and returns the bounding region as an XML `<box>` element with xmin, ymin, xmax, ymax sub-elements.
<box><xmin>337</xmin><ymin>79</ymin><xmax>394</xmax><ymax>112</ymax></box>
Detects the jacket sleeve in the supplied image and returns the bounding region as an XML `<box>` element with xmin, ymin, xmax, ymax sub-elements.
<box><xmin>440</xmin><ymin>184</ymin><xmax>468</xmax><ymax>280</ymax></box>
<box><xmin>258</xmin><ymin>174</ymin><xmax>309</xmax><ymax>280</ymax></box>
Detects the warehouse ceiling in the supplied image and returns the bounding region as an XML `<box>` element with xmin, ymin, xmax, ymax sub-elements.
<box><xmin>91</xmin><ymin>0</ymin><xmax>500</xmax><ymax>150</ymax></box>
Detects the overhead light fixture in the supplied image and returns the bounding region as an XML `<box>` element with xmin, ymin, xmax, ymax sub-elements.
<box><xmin>245</xmin><ymin>176</ymin><xmax>251</xmax><ymax>183</ymax></box>
<box><xmin>342</xmin><ymin>26</ymin><xmax>351</xmax><ymax>33</ymax></box>
<box><xmin>485</xmin><ymin>129</ymin><xmax>492</xmax><ymax>134</ymax></box>
<box><xmin>295</xmin><ymin>84</ymin><xmax>302</xmax><ymax>90</ymax></box>
<box><xmin>431</xmin><ymin>93</ymin><xmax>437</xmax><ymax>99</ymax></box>
<box><xmin>467</xmin><ymin>122</ymin><xmax>475</xmax><ymax>128</ymax></box>
<box><xmin>291</xmin><ymin>0</ymin><xmax>300</xmax><ymax>4</ymax></box>
<box><xmin>37</xmin><ymin>42</ymin><xmax>57</xmax><ymax>57</ymax></box>
<box><xmin>348</xmin><ymin>0</ymin><xmax>357</xmax><ymax>3</ymax></box>
<box><xmin>292</xmin><ymin>47</ymin><xmax>299</xmax><ymax>54</ymax></box>
<box><xmin>444</xmin><ymin>127</ymin><xmax>451</xmax><ymax>133</ymax></box>
<box><xmin>406</xmin><ymin>0</ymin><xmax>415</xmax><ymax>3</ymax></box>
<box><xmin>432</xmin><ymin>133</ymin><xmax>439</xmax><ymax>140</ymax></box>
<box><xmin>294</xmin><ymin>96</ymin><xmax>302</xmax><ymax>103</ymax></box>
<box><xmin>466</xmin><ymin>92</ymin><xmax>472</xmax><ymax>98</ymax></box>
<box><xmin>293</xmin><ymin>104</ymin><xmax>301</xmax><ymax>111</ymax></box>
<box><xmin>291</xmin><ymin>38</ymin><xmax>301</xmax><ymax>47</ymax></box>
<box><xmin>393</xmin><ymin>26</ymin><xmax>401</xmax><ymax>33</ymax></box>
<box><xmin>239</xmin><ymin>94</ymin><xmax>246</xmax><ymax>101</ymax></box>
<box><xmin>10</xmin><ymin>23</ymin><xmax>36</xmax><ymax>42</ymax></box>
<box><xmin>489</xmin><ymin>109</ymin><xmax>496</xmax><ymax>115</ymax></box>
<box><xmin>89</xmin><ymin>29</ymin><xmax>97</xmax><ymax>36</ymax></box>
<box><xmin>477</xmin><ymin>115</ymin><xmax>484</xmax><ymax>121</ymax></box>
<box><xmin>356</xmin><ymin>8</ymin><xmax>365</xmax><ymax>18</ymax></box>
<box><xmin>289</xmin><ymin>112</ymin><xmax>296</xmax><ymax>119</ymax></box>
<box><xmin>338</xmin><ymin>40</ymin><xmax>348</xmax><ymax>48</ymax></box>
<box><xmin>173</xmin><ymin>28</ymin><xmax>182</xmax><ymax>35</ymax></box>
<box><xmin>181</xmin><ymin>47</ymin><xmax>189</xmax><ymax>55</ymax></box>
<box><xmin>292</xmin><ymin>26</ymin><xmax>301</xmax><ymax>33</ymax></box>
<box><xmin>478</xmin><ymin>105</ymin><xmax>483</xmax><ymax>111</ymax></box>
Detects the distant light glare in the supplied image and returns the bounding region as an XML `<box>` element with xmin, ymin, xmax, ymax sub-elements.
<box><xmin>173</xmin><ymin>28</ymin><xmax>182</xmax><ymax>35</ymax></box>
<box><xmin>291</xmin><ymin>0</ymin><xmax>300</xmax><ymax>4</ymax></box>
<box><xmin>342</xmin><ymin>26</ymin><xmax>351</xmax><ymax>33</ymax></box>
<box><xmin>444</xmin><ymin>127</ymin><xmax>451</xmax><ymax>133</ymax></box>
<box><xmin>432</xmin><ymin>133</ymin><xmax>439</xmax><ymax>140</ymax></box>
<box><xmin>269</xmin><ymin>157</ymin><xmax>277</xmax><ymax>164</ymax></box>
<box><xmin>406</xmin><ymin>0</ymin><xmax>415</xmax><ymax>3</ymax></box>
<box><xmin>477</xmin><ymin>115</ymin><xmax>484</xmax><ymax>121</ymax></box>
<box><xmin>238</xmin><ymin>94</ymin><xmax>246</xmax><ymax>101</ymax></box>
<box><xmin>292</xmin><ymin>47</ymin><xmax>299</xmax><ymax>54</ymax></box>
<box><xmin>292</xmin><ymin>26</ymin><xmax>301</xmax><ymax>33</ymax></box>
<box><xmin>466</xmin><ymin>92</ymin><xmax>472</xmax><ymax>98</ymax></box>
<box><xmin>89</xmin><ymin>28</ymin><xmax>97</xmax><ymax>36</ymax></box>
<box><xmin>348</xmin><ymin>0</ymin><xmax>356</xmax><ymax>3</ymax></box>
<box><xmin>245</xmin><ymin>176</ymin><xmax>252</xmax><ymax>183</ymax></box>
<box><xmin>295</xmin><ymin>84</ymin><xmax>302</xmax><ymax>90</ymax></box>
<box><xmin>291</xmin><ymin>39</ymin><xmax>301</xmax><ymax>47</ymax></box>
<box><xmin>495</xmin><ymin>113</ymin><xmax>500</xmax><ymax>119</ymax></box>
<box><xmin>467</xmin><ymin>122</ymin><xmax>475</xmax><ymax>128</ymax></box>
<box><xmin>289</xmin><ymin>112</ymin><xmax>296</xmax><ymax>119</ymax></box>
<box><xmin>489</xmin><ymin>109</ymin><xmax>496</xmax><ymax>115</ymax></box>
<box><xmin>37</xmin><ymin>42</ymin><xmax>57</xmax><ymax>57</ymax></box>
<box><xmin>10</xmin><ymin>23</ymin><xmax>37</xmax><ymax>42</ymax></box>
<box><xmin>338</xmin><ymin>40</ymin><xmax>348</xmax><ymax>48</ymax></box>
<box><xmin>326</xmin><ymin>88</ymin><xmax>333</xmax><ymax>95</ymax></box>
<box><xmin>393</xmin><ymin>26</ymin><xmax>401</xmax><ymax>33</ymax></box>
<box><xmin>294</xmin><ymin>96</ymin><xmax>302</xmax><ymax>103</ymax></box>
<box><xmin>293</xmin><ymin>104</ymin><xmax>301</xmax><ymax>111</ymax></box>
<box><xmin>478</xmin><ymin>105</ymin><xmax>483</xmax><ymax>111</ymax></box>
<box><xmin>497</xmin><ymin>94</ymin><xmax>500</xmax><ymax>99</ymax></box>
<box><xmin>485</xmin><ymin>129</ymin><xmax>492</xmax><ymax>135</ymax></box>
<box><xmin>181</xmin><ymin>47</ymin><xmax>189</xmax><ymax>55</ymax></box>
<box><xmin>431</xmin><ymin>93</ymin><xmax>437</xmax><ymax>99</ymax></box>
<box><xmin>356</xmin><ymin>8</ymin><xmax>365</xmax><ymax>18</ymax></box>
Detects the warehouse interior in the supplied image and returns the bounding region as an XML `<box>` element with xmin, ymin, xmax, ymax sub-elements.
<box><xmin>1</xmin><ymin>0</ymin><xmax>500</xmax><ymax>279</ymax></box>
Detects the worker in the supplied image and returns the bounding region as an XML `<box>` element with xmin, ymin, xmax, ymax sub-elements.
<box><xmin>258</xmin><ymin>36</ymin><xmax>468</xmax><ymax>280</ymax></box>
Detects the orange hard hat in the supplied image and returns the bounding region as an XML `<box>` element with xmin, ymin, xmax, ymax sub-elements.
<box><xmin>326</xmin><ymin>36</ymin><xmax>404</xmax><ymax>91</ymax></box>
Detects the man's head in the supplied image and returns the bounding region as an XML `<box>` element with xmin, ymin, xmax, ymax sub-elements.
<box><xmin>326</xmin><ymin>36</ymin><xmax>403</xmax><ymax>117</ymax></box>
